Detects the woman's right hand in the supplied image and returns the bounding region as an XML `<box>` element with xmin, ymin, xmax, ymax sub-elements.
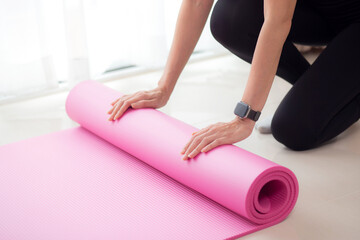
<box><xmin>107</xmin><ymin>86</ymin><xmax>171</xmax><ymax>121</ymax></box>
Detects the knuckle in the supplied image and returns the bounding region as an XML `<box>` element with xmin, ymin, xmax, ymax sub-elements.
<box><xmin>192</xmin><ymin>132</ymin><xmax>199</xmax><ymax>137</ymax></box>
<box><xmin>208</xmin><ymin>126</ymin><xmax>216</xmax><ymax>132</ymax></box>
<box><xmin>213</xmin><ymin>139</ymin><xmax>220</xmax><ymax>144</ymax></box>
<box><xmin>203</xmin><ymin>136</ymin><xmax>211</xmax><ymax>142</ymax></box>
<box><xmin>189</xmin><ymin>136</ymin><xmax>197</xmax><ymax>143</ymax></box>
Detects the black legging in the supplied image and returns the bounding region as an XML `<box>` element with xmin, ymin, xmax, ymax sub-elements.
<box><xmin>210</xmin><ymin>0</ymin><xmax>360</xmax><ymax>150</ymax></box>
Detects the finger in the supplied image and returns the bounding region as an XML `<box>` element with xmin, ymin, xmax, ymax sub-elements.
<box><xmin>108</xmin><ymin>103</ymin><xmax>122</xmax><ymax>121</ymax></box>
<box><xmin>108</xmin><ymin>105</ymin><xmax>114</xmax><ymax>115</ymax></box>
<box><xmin>111</xmin><ymin>94</ymin><xmax>127</xmax><ymax>106</ymax></box>
<box><xmin>188</xmin><ymin>135</ymin><xmax>215</xmax><ymax>159</ymax></box>
<box><xmin>114</xmin><ymin>100</ymin><xmax>132</xmax><ymax>120</ymax></box>
<box><xmin>107</xmin><ymin>104</ymin><xmax>117</xmax><ymax>114</ymax></box>
<box><xmin>114</xmin><ymin>94</ymin><xmax>144</xmax><ymax>120</ymax></box>
<box><xmin>180</xmin><ymin>125</ymin><xmax>214</xmax><ymax>153</ymax></box>
<box><xmin>182</xmin><ymin>132</ymin><xmax>210</xmax><ymax>160</ymax></box>
<box><xmin>111</xmin><ymin>98</ymin><xmax>119</xmax><ymax>106</ymax></box>
<box><xmin>180</xmin><ymin>126</ymin><xmax>210</xmax><ymax>155</ymax></box>
<box><xmin>192</xmin><ymin>124</ymin><xmax>215</xmax><ymax>138</ymax></box>
<box><xmin>131</xmin><ymin>99</ymin><xmax>156</xmax><ymax>109</ymax></box>
<box><xmin>109</xmin><ymin>98</ymin><xmax>122</xmax><ymax>114</ymax></box>
<box><xmin>180</xmin><ymin>133</ymin><xmax>197</xmax><ymax>155</ymax></box>
<box><xmin>201</xmin><ymin>138</ymin><xmax>227</xmax><ymax>153</ymax></box>
<box><xmin>109</xmin><ymin>96</ymin><xmax>127</xmax><ymax>115</ymax></box>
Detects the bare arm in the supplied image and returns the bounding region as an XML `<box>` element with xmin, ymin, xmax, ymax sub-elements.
<box><xmin>181</xmin><ymin>0</ymin><xmax>297</xmax><ymax>159</ymax></box>
<box><xmin>158</xmin><ymin>0</ymin><xmax>214</xmax><ymax>95</ymax></box>
<box><xmin>241</xmin><ymin>0</ymin><xmax>297</xmax><ymax>113</ymax></box>
<box><xmin>108</xmin><ymin>0</ymin><xmax>214</xmax><ymax>121</ymax></box>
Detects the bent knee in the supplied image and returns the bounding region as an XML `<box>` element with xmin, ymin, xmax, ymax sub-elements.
<box><xmin>210</xmin><ymin>0</ymin><xmax>234</xmax><ymax>44</ymax></box>
<box><xmin>210</xmin><ymin>0</ymin><xmax>262</xmax><ymax>48</ymax></box>
<box><xmin>271</xmin><ymin>114</ymin><xmax>319</xmax><ymax>151</ymax></box>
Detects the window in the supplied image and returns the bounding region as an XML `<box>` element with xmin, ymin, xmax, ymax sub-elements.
<box><xmin>0</xmin><ymin>0</ymin><xmax>223</xmax><ymax>102</ymax></box>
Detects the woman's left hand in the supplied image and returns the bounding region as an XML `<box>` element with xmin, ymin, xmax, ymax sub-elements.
<box><xmin>180</xmin><ymin>117</ymin><xmax>256</xmax><ymax>160</ymax></box>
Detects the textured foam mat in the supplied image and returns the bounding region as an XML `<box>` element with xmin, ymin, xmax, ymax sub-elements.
<box><xmin>0</xmin><ymin>81</ymin><xmax>299</xmax><ymax>239</ymax></box>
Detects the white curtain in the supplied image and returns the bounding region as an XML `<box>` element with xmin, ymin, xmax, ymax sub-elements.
<box><xmin>82</xmin><ymin>0</ymin><xmax>221</xmax><ymax>77</ymax></box>
<box><xmin>0</xmin><ymin>0</ymin><xmax>68</xmax><ymax>100</ymax></box>
<box><xmin>0</xmin><ymin>0</ymin><xmax>221</xmax><ymax>101</ymax></box>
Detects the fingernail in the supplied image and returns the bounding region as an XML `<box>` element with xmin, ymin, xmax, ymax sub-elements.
<box><xmin>192</xmin><ymin>132</ymin><xmax>197</xmax><ymax>135</ymax></box>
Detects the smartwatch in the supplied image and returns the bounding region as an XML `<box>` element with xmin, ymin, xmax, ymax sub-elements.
<box><xmin>234</xmin><ymin>101</ymin><xmax>261</xmax><ymax>122</ymax></box>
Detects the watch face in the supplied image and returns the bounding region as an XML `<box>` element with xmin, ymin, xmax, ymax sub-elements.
<box><xmin>235</xmin><ymin>102</ymin><xmax>249</xmax><ymax>118</ymax></box>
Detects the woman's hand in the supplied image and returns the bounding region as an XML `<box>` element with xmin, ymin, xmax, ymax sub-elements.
<box><xmin>108</xmin><ymin>86</ymin><xmax>170</xmax><ymax>121</ymax></box>
<box><xmin>180</xmin><ymin>117</ymin><xmax>255</xmax><ymax>160</ymax></box>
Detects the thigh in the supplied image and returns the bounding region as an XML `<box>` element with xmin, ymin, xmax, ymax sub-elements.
<box><xmin>211</xmin><ymin>0</ymin><xmax>335</xmax><ymax>44</ymax></box>
<box><xmin>271</xmin><ymin>23</ymin><xmax>360</xmax><ymax>150</ymax></box>
<box><xmin>210</xmin><ymin>0</ymin><xmax>336</xmax><ymax>85</ymax></box>
<box><xmin>289</xmin><ymin>0</ymin><xmax>337</xmax><ymax>45</ymax></box>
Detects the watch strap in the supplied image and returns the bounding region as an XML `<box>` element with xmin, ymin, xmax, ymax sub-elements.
<box><xmin>247</xmin><ymin>108</ymin><xmax>261</xmax><ymax>121</ymax></box>
<box><xmin>234</xmin><ymin>101</ymin><xmax>261</xmax><ymax>122</ymax></box>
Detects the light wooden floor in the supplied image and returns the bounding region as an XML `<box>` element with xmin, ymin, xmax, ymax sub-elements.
<box><xmin>1</xmin><ymin>53</ymin><xmax>359</xmax><ymax>240</ymax></box>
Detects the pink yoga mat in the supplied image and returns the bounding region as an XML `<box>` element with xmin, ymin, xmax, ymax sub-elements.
<box><xmin>0</xmin><ymin>80</ymin><xmax>299</xmax><ymax>239</ymax></box>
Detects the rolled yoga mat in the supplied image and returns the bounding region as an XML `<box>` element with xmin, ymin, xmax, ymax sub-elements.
<box><xmin>0</xmin><ymin>80</ymin><xmax>298</xmax><ymax>240</ymax></box>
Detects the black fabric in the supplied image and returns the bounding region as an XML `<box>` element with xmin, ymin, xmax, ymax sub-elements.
<box><xmin>307</xmin><ymin>0</ymin><xmax>360</xmax><ymax>33</ymax></box>
<box><xmin>247</xmin><ymin>109</ymin><xmax>261</xmax><ymax>122</ymax></box>
<box><xmin>210</xmin><ymin>0</ymin><xmax>360</xmax><ymax>150</ymax></box>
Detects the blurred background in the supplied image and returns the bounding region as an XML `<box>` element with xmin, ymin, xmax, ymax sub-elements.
<box><xmin>0</xmin><ymin>0</ymin><xmax>226</xmax><ymax>102</ymax></box>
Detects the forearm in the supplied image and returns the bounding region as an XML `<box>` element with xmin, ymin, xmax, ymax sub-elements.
<box><xmin>241</xmin><ymin>20</ymin><xmax>292</xmax><ymax>112</ymax></box>
<box><xmin>158</xmin><ymin>0</ymin><xmax>214</xmax><ymax>94</ymax></box>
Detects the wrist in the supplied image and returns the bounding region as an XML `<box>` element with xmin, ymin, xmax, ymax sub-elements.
<box><xmin>233</xmin><ymin>116</ymin><xmax>256</xmax><ymax>128</ymax></box>
<box><xmin>240</xmin><ymin>98</ymin><xmax>262</xmax><ymax>113</ymax></box>
<box><xmin>234</xmin><ymin>101</ymin><xmax>262</xmax><ymax>122</ymax></box>
<box><xmin>157</xmin><ymin>84</ymin><xmax>172</xmax><ymax>100</ymax></box>
<box><xmin>158</xmin><ymin>77</ymin><xmax>175</xmax><ymax>97</ymax></box>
